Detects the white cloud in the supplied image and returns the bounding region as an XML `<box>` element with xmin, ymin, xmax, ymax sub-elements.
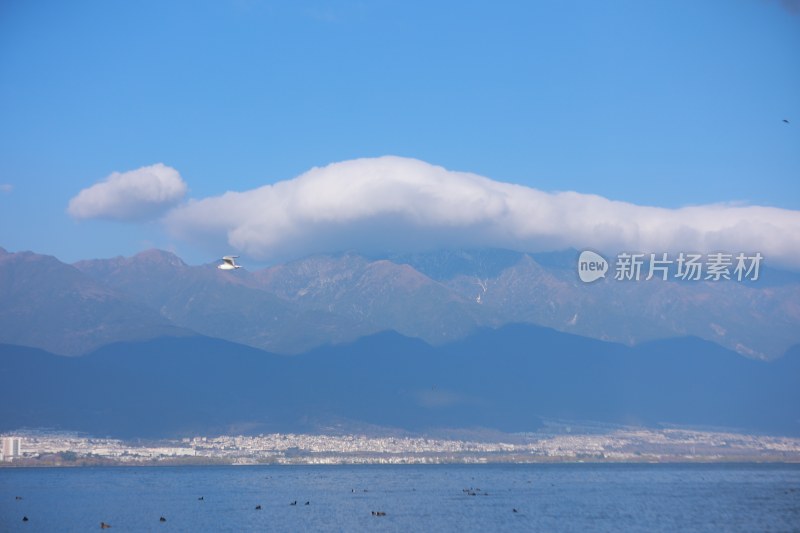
<box><xmin>0</xmin><ymin>184</ymin><xmax>13</xmax><ymax>194</ymax></box>
<box><xmin>164</xmin><ymin>156</ymin><xmax>800</xmax><ymax>268</ymax></box>
<box><xmin>68</xmin><ymin>163</ymin><xmax>187</xmax><ymax>221</ymax></box>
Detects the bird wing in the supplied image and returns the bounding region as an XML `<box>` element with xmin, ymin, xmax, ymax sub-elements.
<box><xmin>222</xmin><ymin>256</ymin><xmax>239</xmax><ymax>265</ymax></box>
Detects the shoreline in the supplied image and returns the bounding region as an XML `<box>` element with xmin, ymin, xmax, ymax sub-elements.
<box><xmin>4</xmin><ymin>426</ymin><xmax>800</xmax><ymax>468</ymax></box>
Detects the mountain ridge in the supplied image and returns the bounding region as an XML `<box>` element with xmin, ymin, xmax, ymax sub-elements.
<box><xmin>1</xmin><ymin>325</ymin><xmax>798</xmax><ymax>438</ymax></box>
<box><xmin>1</xmin><ymin>245</ymin><xmax>798</xmax><ymax>358</ymax></box>
<box><xmin>0</xmin><ymin>247</ymin><xmax>192</xmax><ymax>355</ymax></box>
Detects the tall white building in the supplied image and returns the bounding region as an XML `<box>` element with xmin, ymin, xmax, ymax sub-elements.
<box><xmin>2</xmin><ymin>437</ymin><xmax>22</xmax><ymax>461</ymax></box>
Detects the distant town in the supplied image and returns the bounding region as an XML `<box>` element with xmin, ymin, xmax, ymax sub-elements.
<box><xmin>3</xmin><ymin>425</ymin><xmax>799</xmax><ymax>466</ymax></box>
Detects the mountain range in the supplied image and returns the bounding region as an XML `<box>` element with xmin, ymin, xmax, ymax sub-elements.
<box><xmin>1</xmin><ymin>246</ymin><xmax>798</xmax><ymax>358</ymax></box>
<box><xmin>1</xmin><ymin>245</ymin><xmax>799</xmax><ymax>438</ymax></box>
<box><xmin>2</xmin><ymin>327</ymin><xmax>799</xmax><ymax>438</ymax></box>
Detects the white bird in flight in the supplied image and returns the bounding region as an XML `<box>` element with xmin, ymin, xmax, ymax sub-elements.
<box><xmin>218</xmin><ymin>256</ymin><xmax>242</xmax><ymax>270</ymax></box>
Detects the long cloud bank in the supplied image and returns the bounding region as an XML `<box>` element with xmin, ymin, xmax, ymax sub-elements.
<box><xmin>162</xmin><ymin>156</ymin><xmax>800</xmax><ymax>269</ymax></box>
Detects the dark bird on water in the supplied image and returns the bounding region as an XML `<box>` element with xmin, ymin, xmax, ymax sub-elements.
<box><xmin>160</xmin><ymin>516</ymin><xmax>166</xmax><ymax>522</ymax></box>
<box><xmin>100</xmin><ymin>522</ymin><xmax>112</xmax><ymax>529</ymax></box>
<box><xmin>22</xmin><ymin>516</ymin><xmax>29</xmax><ymax>522</ymax></box>
<box><xmin>16</xmin><ymin>496</ymin><xmax>23</xmax><ymax>500</ymax></box>
<box><xmin>255</xmin><ymin>505</ymin><xmax>262</xmax><ymax>510</ymax></box>
<box><xmin>198</xmin><ymin>496</ymin><xmax>204</xmax><ymax>501</ymax></box>
<box><xmin>513</xmin><ymin>508</ymin><xmax>519</xmax><ymax>513</ymax></box>
<box><xmin>305</xmin><ymin>501</ymin><xmax>310</xmax><ymax>505</ymax></box>
<box><xmin>784</xmin><ymin>119</ymin><xmax>790</xmax><ymax>124</ymax></box>
<box><xmin>290</xmin><ymin>501</ymin><xmax>297</xmax><ymax>506</ymax></box>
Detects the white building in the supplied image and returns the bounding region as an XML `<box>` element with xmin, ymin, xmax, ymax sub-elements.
<box><xmin>2</xmin><ymin>437</ymin><xmax>22</xmax><ymax>461</ymax></box>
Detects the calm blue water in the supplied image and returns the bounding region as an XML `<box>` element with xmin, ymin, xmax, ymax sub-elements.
<box><xmin>1</xmin><ymin>463</ymin><xmax>799</xmax><ymax>532</ymax></box>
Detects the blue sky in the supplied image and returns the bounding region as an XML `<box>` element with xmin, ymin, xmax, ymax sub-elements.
<box><xmin>1</xmin><ymin>0</ymin><xmax>798</xmax><ymax>265</ymax></box>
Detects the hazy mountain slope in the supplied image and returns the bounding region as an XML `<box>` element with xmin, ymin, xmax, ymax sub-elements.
<box><xmin>253</xmin><ymin>254</ymin><xmax>482</xmax><ymax>344</ymax></box>
<box><xmin>2</xmin><ymin>325</ymin><xmax>797</xmax><ymax>438</ymax></box>
<box><xmin>433</xmin><ymin>250</ymin><xmax>800</xmax><ymax>358</ymax></box>
<box><xmin>0</xmin><ymin>248</ymin><xmax>186</xmax><ymax>355</ymax></box>
<box><xmin>75</xmin><ymin>249</ymin><xmax>376</xmax><ymax>353</ymax></box>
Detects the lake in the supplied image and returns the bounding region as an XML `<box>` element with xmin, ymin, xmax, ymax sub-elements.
<box><xmin>1</xmin><ymin>463</ymin><xmax>799</xmax><ymax>532</ymax></box>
